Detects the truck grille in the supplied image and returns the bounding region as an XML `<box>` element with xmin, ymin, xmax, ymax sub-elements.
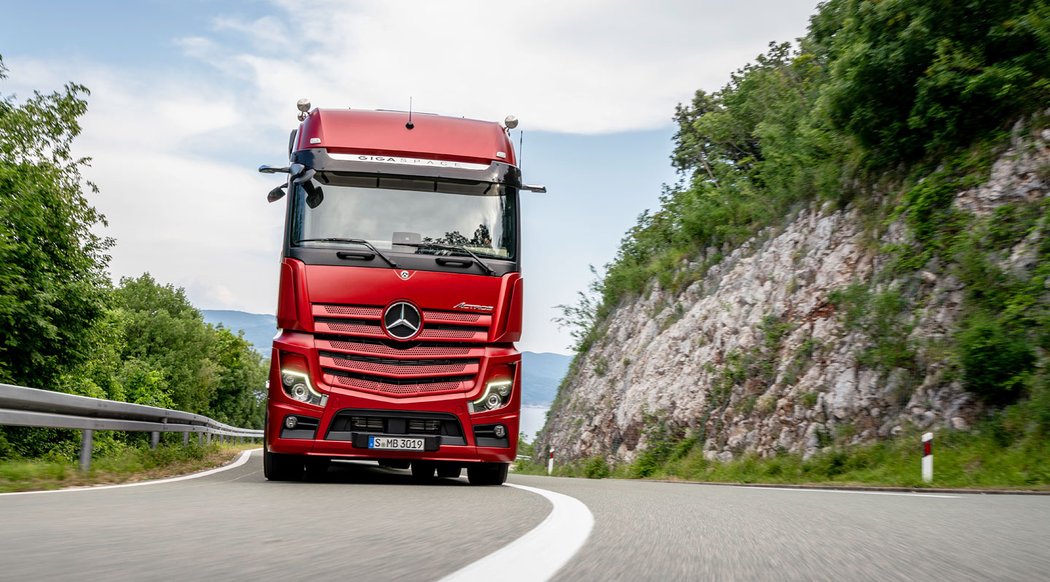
<box><xmin>312</xmin><ymin>303</ymin><xmax>489</xmax><ymax>397</ymax></box>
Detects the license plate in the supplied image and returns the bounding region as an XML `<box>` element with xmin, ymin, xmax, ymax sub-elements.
<box><xmin>368</xmin><ymin>436</ymin><xmax>425</xmax><ymax>451</ymax></box>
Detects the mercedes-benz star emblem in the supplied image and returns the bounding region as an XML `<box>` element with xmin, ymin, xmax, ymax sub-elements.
<box><xmin>383</xmin><ymin>302</ymin><xmax>422</xmax><ymax>340</ymax></box>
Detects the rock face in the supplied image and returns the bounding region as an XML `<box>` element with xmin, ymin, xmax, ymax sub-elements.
<box><xmin>537</xmin><ymin>124</ymin><xmax>1048</xmax><ymax>464</ymax></box>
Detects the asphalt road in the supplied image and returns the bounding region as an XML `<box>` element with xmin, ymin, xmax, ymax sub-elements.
<box><xmin>2</xmin><ymin>451</ymin><xmax>1048</xmax><ymax>581</ymax></box>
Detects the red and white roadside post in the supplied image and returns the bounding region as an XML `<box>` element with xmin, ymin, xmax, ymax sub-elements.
<box><xmin>922</xmin><ymin>432</ymin><xmax>933</xmax><ymax>483</ymax></box>
<box><xmin>547</xmin><ymin>446</ymin><xmax>554</xmax><ymax>476</ymax></box>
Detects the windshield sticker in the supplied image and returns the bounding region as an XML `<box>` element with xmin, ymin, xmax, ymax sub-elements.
<box><xmin>330</xmin><ymin>153</ymin><xmax>489</xmax><ymax>171</ymax></box>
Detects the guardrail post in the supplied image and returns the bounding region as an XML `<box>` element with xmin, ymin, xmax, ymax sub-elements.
<box><xmin>79</xmin><ymin>429</ymin><xmax>93</xmax><ymax>472</ymax></box>
<box><xmin>150</xmin><ymin>431</ymin><xmax>160</xmax><ymax>449</ymax></box>
<box><xmin>182</xmin><ymin>431</ymin><xmax>189</xmax><ymax>446</ymax></box>
<box><xmin>206</xmin><ymin>432</ymin><xmax>211</xmax><ymax>445</ymax></box>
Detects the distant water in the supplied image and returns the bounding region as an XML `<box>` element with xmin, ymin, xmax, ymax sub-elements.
<box><xmin>520</xmin><ymin>406</ymin><xmax>550</xmax><ymax>441</ymax></box>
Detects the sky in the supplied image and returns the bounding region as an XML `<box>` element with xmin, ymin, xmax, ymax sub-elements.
<box><xmin>1</xmin><ymin>0</ymin><xmax>821</xmax><ymax>354</ymax></box>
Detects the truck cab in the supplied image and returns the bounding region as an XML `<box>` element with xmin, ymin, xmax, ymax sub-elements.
<box><xmin>261</xmin><ymin>107</ymin><xmax>534</xmax><ymax>485</ymax></box>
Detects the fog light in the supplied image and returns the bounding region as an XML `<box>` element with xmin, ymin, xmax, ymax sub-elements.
<box><xmin>494</xmin><ymin>424</ymin><xmax>507</xmax><ymax>438</ymax></box>
<box><xmin>284</xmin><ymin>416</ymin><xmax>298</xmax><ymax>429</ymax></box>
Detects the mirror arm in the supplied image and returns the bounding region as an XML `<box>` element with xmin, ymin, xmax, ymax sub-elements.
<box><xmin>259</xmin><ymin>165</ymin><xmax>291</xmax><ymax>174</ymax></box>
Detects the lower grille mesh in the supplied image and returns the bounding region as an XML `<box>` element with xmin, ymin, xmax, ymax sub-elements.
<box><xmin>329</xmin><ymin>375</ymin><xmax>466</xmax><ymax>395</ymax></box>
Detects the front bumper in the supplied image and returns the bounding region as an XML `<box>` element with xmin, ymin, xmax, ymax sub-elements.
<box><xmin>266</xmin><ymin>336</ymin><xmax>520</xmax><ymax>464</ymax></box>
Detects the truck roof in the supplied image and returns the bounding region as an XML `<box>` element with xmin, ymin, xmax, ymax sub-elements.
<box><xmin>295</xmin><ymin>109</ymin><xmax>517</xmax><ymax>167</ymax></box>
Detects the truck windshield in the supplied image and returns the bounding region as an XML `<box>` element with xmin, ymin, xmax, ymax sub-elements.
<box><xmin>290</xmin><ymin>173</ymin><xmax>516</xmax><ymax>260</ymax></box>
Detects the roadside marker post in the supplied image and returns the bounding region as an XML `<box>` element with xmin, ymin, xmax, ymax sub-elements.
<box><xmin>548</xmin><ymin>447</ymin><xmax>554</xmax><ymax>476</ymax></box>
<box><xmin>922</xmin><ymin>432</ymin><xmax>933</xmax><ymax>483</ymax></box>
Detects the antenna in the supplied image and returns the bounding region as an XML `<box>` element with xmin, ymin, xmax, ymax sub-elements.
<box><xmin>406</xmin><ymin>97</ymin><xmax>414</xmax><ymax>130</ymax></box>
<box><xmin>518</xmin><ymin>129</ymin><xmax>524</xmax><ymax>170</ymax></box>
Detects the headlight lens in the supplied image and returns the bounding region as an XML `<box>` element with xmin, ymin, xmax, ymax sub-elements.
<box><xmin>279</xmin><ymin>353</ymin><xmax>327</xmax><ymax>407</ymax></box>
<box><xmin>470</xmin><ymin>379</ymin><xmax>513</xmax><ymax>413</ymax></box>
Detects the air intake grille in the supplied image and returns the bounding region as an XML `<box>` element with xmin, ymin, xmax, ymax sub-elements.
<box><xmin>312</xmin><ymin>301</ymin><xmax>491</xmax><ymax>396</ymax></box>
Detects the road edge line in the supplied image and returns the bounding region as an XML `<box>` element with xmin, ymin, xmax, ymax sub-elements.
<box><xmin>437</xmin><ymin>483</ymin><xmax>594</xmax><ymax>582</ymax></box>
<box><xmin>0</xmin><ymin>448</ymin><xmax>259</xmax><ymax>497</ymax></box>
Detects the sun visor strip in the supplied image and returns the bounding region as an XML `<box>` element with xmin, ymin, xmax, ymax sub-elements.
<box><xmin>291</xmin><ymin>149</ymin><xmax>522</xmax><ymax>188</ymax></box>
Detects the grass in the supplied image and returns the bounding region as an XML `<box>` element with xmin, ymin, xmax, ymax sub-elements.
<box><xmin>520</xmin><ymin>424</ymin><xmax>1050</xmax><ymax>490</ymax></box>
<box><xmin>0</xmin><ymin>442</ymin><xmax>256</xmax><ymax>493</ymax></box>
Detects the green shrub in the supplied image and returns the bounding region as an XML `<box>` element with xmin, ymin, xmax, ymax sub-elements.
<box><xmin>583</xmin><ymin>456</ymin><xmax>611</xmax><ymax>479</ymax></box>
<box><xmin>958</xmin><ymin>311</ymin><xmax>1035</xmax><ymax>405</ymax></box>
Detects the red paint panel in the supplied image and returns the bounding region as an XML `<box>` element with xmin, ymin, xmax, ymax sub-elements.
<box><xmin>297</xmin><ymin>109</ymin><xmax>516</xmax><ymax>166</ymax></box>
<box><xmin>276</xmin><ymin>261</ymin><xmax>299</xmax><ymax>330</ymax></box>
<box><xmin>304</xmin><ymin>264</ymin><xmax>508</xmax><ymax>313</ymax></box>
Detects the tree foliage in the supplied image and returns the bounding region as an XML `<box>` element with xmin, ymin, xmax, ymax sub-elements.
<box><xmin>0</xmin><ymin>56</ymin><xmax>266</xmax><ymax>460</ymax></box>
<box><xmin>558</xmin><ymin>0</ymin><xmax>1050</xmax><ymax>419</ymax></box>
<box><xmin>0</xmin><ymin>56</ymin><xmax>112</xmax><ymax>387</ymax></box>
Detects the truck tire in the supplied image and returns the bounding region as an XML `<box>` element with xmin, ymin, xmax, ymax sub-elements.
<box><xmin>411</xmin><ymin>461</ymin><xmax>436</xmax><ymax>482</ymax></box>
<box><xmin>304</xmin><ymin>457</ymin><xmax>330</xmax><ymax>481</ymax></box>
<box><xmin>264</xmin><ymin>448</ymin><xmax>305</xmax><ymax>481</ymax></box>
<box><xmin>467</xmin><ymin>462</ymin><xmax>509</xmax><ymax>486</ymax></box>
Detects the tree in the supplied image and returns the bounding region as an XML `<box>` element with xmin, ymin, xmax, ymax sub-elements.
<box><xmin>112</xmin><ymin>274</ymin><xmax>217</xmax><ymax>413</ymax></box>
<box><xmin>0</xmin><ymin>55</ymin><xmax>112</xmax><ymax>387</ymax></box>
<box><xmin>208</xmin><ymin>326</ymin><xmax>266</xmax><ymax>428</ymax></box>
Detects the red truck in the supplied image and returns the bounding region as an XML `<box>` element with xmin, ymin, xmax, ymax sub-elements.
<box><xmin>258</xmin><ymin>102</ymin><xmax>542</xmax><ymax>485</ymax></box>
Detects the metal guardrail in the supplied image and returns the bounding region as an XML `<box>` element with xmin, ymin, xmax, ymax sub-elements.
<box><xmin>0</xmin><ymin>383</ymin><xmax>263</xmax><ymax>470</ymax></box>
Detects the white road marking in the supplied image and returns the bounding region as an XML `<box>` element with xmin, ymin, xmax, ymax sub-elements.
<box><xmin>731</xmin><ymin>485</ymin><xmax>959</xmax><ymax>499</ymax></box>
<box><xmin>438</xmin><ymin>483</ymin><xmax>594</xmax><ymax>582</ymax></box>
<box><xmin>0</xmin><ymin>449</ymin><xmax>258</xmax><ymax>497</ymax></box>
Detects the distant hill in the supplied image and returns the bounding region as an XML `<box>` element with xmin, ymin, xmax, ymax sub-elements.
<box><xmin>201</xmin><ymin>310</ymin><xmax>276</xmax><ymax>358</ymax></box>
<box><xmin>200</xmin><ymin>309</ymin><xmax>571</xmax><ymax>406</ymax></box>
<box><xmin>520</xmin><ymin>352</ymin><xmax>572</xmax><ymax>407</ymax></box>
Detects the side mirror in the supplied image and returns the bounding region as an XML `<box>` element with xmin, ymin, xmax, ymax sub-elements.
<box><xmin>303</xmin><ymin>181</ymin><xmax>324</xmax><ymax>208</ymax></box>
<box><xmin>267</xmin><ymin>184</ymin><xmax>287</xmax><ymax>203</ymax></box>
<box><xmin>260</xmin><ymin>163</ymin><xmax>316</xmax><ymax>202</ymax></box>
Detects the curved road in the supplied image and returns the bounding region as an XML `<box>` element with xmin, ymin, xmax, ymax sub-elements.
<box><xmin>1</xmin><ymin>451</ymin><xmax>1048</xmax><ymax>581</ymax></box>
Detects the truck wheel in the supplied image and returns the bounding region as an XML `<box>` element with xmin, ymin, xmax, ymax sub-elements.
<box><xmin>264</xmin><ymin>448</ymin><xmax>305</xmax><ymax>481</ymax></box>
<box><xmin>411</xmin><ymin>461</ymin><xmax>436</xmax><ymax>482</ymax></box>
<box><xmin>304</xmin><ymin>457</ymin><xmax>330</xmax><ymax>481</ymax></box>
<box><xmin>467</xmin><ymin>462</ymin><xmax>509</xmax><ymax>486</ymax></box>
<box><xmin>436</xmin><ymin>463</ymin><xmax>462</xmax><ymax>479</ymax></box>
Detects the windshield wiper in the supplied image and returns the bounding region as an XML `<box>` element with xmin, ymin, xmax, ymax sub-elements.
<box><xmin>295</xmin><ymin>238</ymin><xmax>399</xmax><ymax>269</ymax></box>
<box><xmin>398</xmin><ymin>242</ymin><xmax>496</xmax><ymax>276</ymax></box>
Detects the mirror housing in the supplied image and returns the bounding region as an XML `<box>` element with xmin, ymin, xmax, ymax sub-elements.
<box><xmin>267</xmin><ymin>184</ymin><xmax>287</xmax><ymax>203</ymax></box>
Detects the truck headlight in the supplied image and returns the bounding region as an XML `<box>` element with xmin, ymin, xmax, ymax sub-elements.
<box><xmin>469</xmin><ymin>379</ymin><xmax>512</xmax><ymax>413</ymax></box>
<box><xmin>279</xmin><ymin>353</ymin><xmax>327</xmax><ymax>407</ymax></box>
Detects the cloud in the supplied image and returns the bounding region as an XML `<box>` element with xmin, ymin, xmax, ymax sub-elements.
<box><xmin>3</xmin><ymin>0</ymin><xmax>823</xmax><ymax>352</ymax></box>
<box><xmin>185</xmin><ymin>0</ymin><xmax>821</xmax><ymax>134</ymax></box>
<box><xmin>3</xmin><ymin>57</ymin><xmax>285</xmax><ymax>314</ymax></box>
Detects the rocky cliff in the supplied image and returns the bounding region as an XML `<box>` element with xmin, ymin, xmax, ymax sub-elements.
<box><xmin>538</xmin><ymin>124</ymin><xmax>1048</xmax><ymax>464</ymax></box>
